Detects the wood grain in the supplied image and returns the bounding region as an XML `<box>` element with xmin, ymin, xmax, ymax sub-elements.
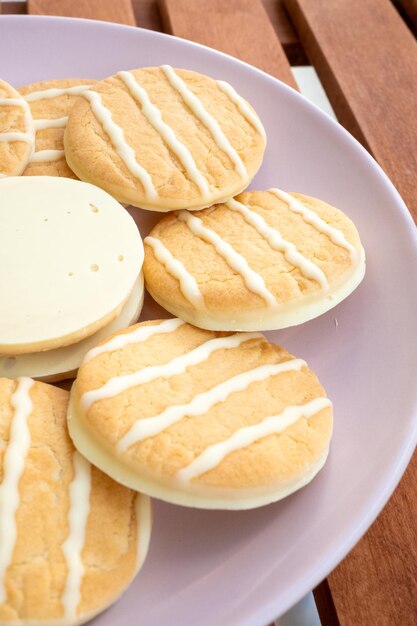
<box><xmin>131</xmin><ymin>0</ymin><xmax>162</xmax><ymax>31</ymax></box>
<box><xmin>284</xmin><ymin>0</ymin><xmax>417</xmax><ymax>222</ymax></box>
<box><xmin>27</xmin><ymin>0</ymin><xmax>136</xmax><ymax>25</ymax></box>
<box><xmin>159</xmin><ymin>0</ymin><xmax>297</xmax><ymax>88</ymax></box>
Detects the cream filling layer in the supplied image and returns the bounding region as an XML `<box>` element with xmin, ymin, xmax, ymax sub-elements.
<box><xmin>0</xmin><ymin>273</ymin><xmax>144</xmax><ymax>381</ymax></box>
<box><xmin>68</xmin><ymin>391</ymin><xmax>330</xmax><ymax>511</ymax></box>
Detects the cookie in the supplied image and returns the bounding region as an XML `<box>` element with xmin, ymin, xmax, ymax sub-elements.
<box><xmin>0</xmin><ymin>177</ymin><xmax>143</xmax><ymax>355</ymax></box>
<box><xmin>64</xmin><ymin>66</ymin><xmax>266</xmax><ymax>211</ymax></box>
<box><xmin>143</xmin><ymin>188</ymin><xmax>366</xmax><ymax>330</ymax></box>
<box><xmin>0</xmin><ymin>79</ymin><xmax>34</xmax><ymax>177</ymax></box>
<box><xmin>0</xmin><ymin>273</ymin><xmax>144</xmax><ymax>382</ymax></box>
<box><xmin>0</xmin><ymin>377</ymin><xmax>151</xmax><ymax>624</ymax></box>
<box><xmin>68</xmin><ymin>319</ymin><xmax>333</xmax><ymax>510</ymax></box>
<box><xmin>18</xmin><ymin>78</ymin><xmax>94</xmax><ymax>178</ymax></box>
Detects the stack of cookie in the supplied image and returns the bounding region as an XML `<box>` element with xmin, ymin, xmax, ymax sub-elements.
<box><xmin>0</xmin><ymin>64</ymin><xmax>365</xmax><ymax>625</ymax></box>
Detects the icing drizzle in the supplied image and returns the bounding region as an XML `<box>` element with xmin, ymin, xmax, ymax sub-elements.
<box><xmin>118</xmin><ymin>71</ymin><xmax>210</xmax><ymax>195</ymax></box>
<box><xmin>33</xmin><ymin>116</ymin><xmax>68</xmax><ymax>130</ymax></box>
<box><xmin>83</xmin><ymin>318</ymin><xmax>185</xmax><ymax>364</ymax></box>
<box><xmin>161</xmin><ymin>65</ymin><xmax>247</xmax><ymax>178</ymax></box>
<box><xmin>0</xmin><ymin>377</ymin><xmax>34</xmax><ymax>604</ymax></box>
<box><xmin>269</xmin><ymin>188</ymin><xmax>357</xmax><ymax>261</ymax></box>
<box><xmin>176</xmin><ymin>397</ymin><xmax>332</xmax><ymax>481</ymax></box>
<box><xmin>81</xmin><ymin>331</ymin><xmax>261</xmax><ymax>411</ymax></box>
<box><xmin>145</xmin><ymin>237</ymin><xmax>205</xmax><ymax>309</ymax></box>
<box><xmin>82</xmin><ymin>89</ymin><xmax>158</xmax><ymax>199</ymax></box>
<box><xmin>118</xmin><ymin>359</ymin><xmax>306</xmax><ymax>451</ymax></box>
<box><xmin>29</xmin><ymin>149</ymin><xmax>65</xmax><ymax>163</ymax></box>
<box><xmin>226</xmin><ymin>198</ymin><xmax>329</xmax><ymax>288</ymax></box>
<box><xmin>216</xmin><ymin>80</ymin><xmax>266</xmax><ymax>142</ymax></box>
<box><xmin>24</xmin><ymin>84</ymin><xmax>93</xmax><ymax>102</ymax></box>
<box><xmin>178</xmin><ymin>210</ymin><xmax>276</xmax><ymax>305</ymax></box>
<box><xmin>61</xmin><ymin>451</ymin><xmax>92</xmax><ymax>620</ymax></box>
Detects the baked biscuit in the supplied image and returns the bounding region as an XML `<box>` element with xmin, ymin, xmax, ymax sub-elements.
<box><xmin>18</xmin><ymin>78</ymin><xmax>94</xmax><ymax>178</ymax></box>
<box><xmin>68</xmin><ymin>319</ymin><xmax>333</xmax><ymax>510</ymax></box>
<box><xmin>64</xmin><ymin>66</ymin><xmax>266</xmax><ymax>211</ymax></box>
<box><xmin>0</xmin><ymin>377</ymin><xmax>151</xmax><ymax>625</ymax></box>
<box><xmin>0</xmin><ymin>177</ymin><xmax>143</xmax><ymax>355</ymax></box>
<box><xmin>143</xmin><ymin>188</ymin><xmax>366</xmax><ymax>330</ymax></box>
<box><xmin>0</xmin><ymin>79</ymin><xmax>34</xmax><ymax>177</ymax></box>
<box><xmin>0</xmin><ymin>273</ymin><xmax>144</xmax><ymax>382</ymax></box>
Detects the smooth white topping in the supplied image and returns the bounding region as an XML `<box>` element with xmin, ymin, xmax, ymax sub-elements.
<box><xmin>269</xmin><ymin>188</ymin><xmax>357</xmax><ymax>261</ymax></box>
<box><xmin>82</xmin><ymin>89</ymin><xmax>158</xmax><ymax>199</ymax></box>
<box><xmin>145</xmin><ymin>236</ymin><xmax>205</xmax><ymax>309</ymax></box>
<box><xmin>61</xmin><ymin>452</ymin><xmax>92</xmax><ymax>620</ymax></box>
<box><xmin>33</xmin><ymin>116</ymin><xmax>68</xmax><ymax>130</ymax></box>
<box><xmin>118</xmin><ymin>71</ymin><xmax>210</xmax><ymax>196</ymax></box>
<box><xmin>161</xmin><ymin>65</ymin><xmax>247</xmax><ymax>178</ymax></box>
<box><xmin>81</xmin><ymin>332</ymin><xmax>261</xmax><ymax>411</ymax></box>
<box><xmin>226</xmin><ymin>198</ymin><xmax>329</xmax><ymax>289</ymax></box>
<box><xmin>0</xmin><ymin>377</ymin><xmax>34</xmax><ymax>603</ymax></box>
<box><xmin>178</xmin><ymin>210</ymin><xmax>276</xmax><ymax>305</ymax></box>
<box><xmin>134</xmin><ymin>494</ymin><xmax>152</xmax><ymax>571</ymax></box>
<box><xmin>177</xmin><ymin>397</ymin><xmax>332</xmax><ymax>481</ymax></box>
<box><xmin>0</xmin><ymin>132</ymin><xmax>33</xmax><ymax>143</ymax></box>
<box><xmin>118</xmin><ymin>359</ymin><xmax>306</xmax><ymax>451</ymax></box>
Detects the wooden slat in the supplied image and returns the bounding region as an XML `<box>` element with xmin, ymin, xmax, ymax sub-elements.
<box><xmin>131</xmin><ymin>0</ymin><xmax>162</xmax><ymax>31</ymax></box>
<box><xmin>27</xmin><ymin>0</ymin><xmax>136</xmax><ymax>25</ymax></box>
<box><xmin>0</xmin><ymin>2</ymin><xmax>28</xmax><ymax>14</ymax></box>
<box><xmin>284</xmin><ymin>0</ymin><xmax>417</xmax><ymax>222</ymax></box>
<box><xmin>159</xmin><ymin>0</ymin><xmax>298</xmax><ymax>89</ymax></box>
<box><xmin>262</xmin><ymin>0</ymin><xmax>307</xmax><ymax>64</ymax></box>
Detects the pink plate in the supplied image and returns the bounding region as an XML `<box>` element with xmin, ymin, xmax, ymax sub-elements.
<box><xmin>1</xmin><ymin>15</ymin><xmax>417</xmax><ymax>625</ymax></box>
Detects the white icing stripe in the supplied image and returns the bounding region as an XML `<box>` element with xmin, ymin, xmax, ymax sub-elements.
<box><xmin>177</xmin><ymin>397</ymin><xmax>332</xmax><ymax>481</ymax></box>
<box><xmin>83</xmin><ymin>318</ymin><xmax>185</xmax><ymax>364</ymax></box>
<box><xmin>81</xmin><ymin>332</ymin><xmax>261</xmax><ymax>411</ymax></box>
<box><xmin>216</xmin><ymin>80</ymin><xmax>266</xmax><ymax>142</ymax></box>
<box><xmin>0</xmin><ymin>377</ymin><xmax>34</xmax><ymax>603</ymax></box>
<box><xmin>24</xmin><ymin>84</ymin><xmax>93</xmax><ymax>102</ymax></box>
<box><xmin>61</xmin><ymin>451</ymin><xmax>92</xmax><ymax>620</ymax></box>
<box><xmin>30</xmin><ymin>149</ymin><xmax>65</xmax><ymax>162</ymax></box>
<box><xmin>226</xmin><ymin>198</ymin><xmax>329</xmax><ymax>289</ymax></box>
<box><xmin>161</xmin><ymin>65</ymin><xmax>247</xmax><ymax>178</ymax></box>
<box><xmin>178</xmin><ymin>210</ymin><xmax>276</xmax><ymax>306</ymax></box>
<box><xmin>269</xmin><ymin>188</ymin><xmax>357</xmax><ymax>261</ymax></box>
<box><xmin>33</xmin><ymin>116</ymin><xmax>68</xmax><ymax>130</ymax></box>
<box><xmin>0</xmin><ymin>98</ymin><xmax>27</xmax><ymax>107</ymax></box>
<box><xmin>0</xmin><ymin>132</ymin><xmax>33</xmax><ymax>143</ymax></box>
<box><xmin>145</xmin><ymin>236</ymin><xmax>205</xmax><ymax>309</ymax></box>
<box><xmin>134</xmin><ymin>494</ymin><xmax>152</xmax><ymax>571</ymax></box>
<box><xmin>118</xmin><ymin>71</ymin><xmax>210</xmax><ymax>196</ymax></box>
<box><xmin>82</xmin><ymin>90</ymin><xmax>158</xmax><ymax>200</ymax></box>
<box><xmin>118</xmin><ymin>359</ymin><xmax>306</xmax><ymax>451</ymax></box>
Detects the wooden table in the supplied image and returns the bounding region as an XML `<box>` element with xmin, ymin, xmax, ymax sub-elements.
<box><xmin>1</xmin><ymin>1</ymin><xmax>416</xmax><ymax>623</ymax></box>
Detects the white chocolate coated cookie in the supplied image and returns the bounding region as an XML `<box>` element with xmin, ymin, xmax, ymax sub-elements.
<box><xmin>18</xmin><ymin>78</ymin><xmax>94</xmax><ymax>179</ymax></box>
<box><xmin>143</xmin><ymin>189</ymin><xmax>366</xmax><ymax>330</ymax></box>
<box><xmin>0</xmin><ymin>273</ymin><xmax>144</xmax><ymax>382</ymax></box>
<box><xmin>0</xmin><ymin>79</ymin><xmax>34</xmax><ymax>177</ymax></box>
<box><xmin>68</xmin><ymin>319</ymin><xmax>333</xmax><ymax>510</ymax></box>
<box><xmin>0</xmin><ymin>378</ymin><xmax>151</xmax><ymax>625</ymax></box>
<box><xmin>64</xmin><ymin>66</ymin><xmax>266</xmax><ymax>211</ymax></box>
<box><xmin>0</xmin><ymin>177</ymin><xmax>143</xmax><ymax>355</ymax></box>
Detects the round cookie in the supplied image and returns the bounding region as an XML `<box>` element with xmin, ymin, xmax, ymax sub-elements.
<box><xmin>68</xmin><ymin>319</ymin><xmax>333</xmax><ymax>510</ymax></box>
<box><xmin>64</xmin><ymin>66</ymin><xmax>266</xmax><ymax>211</ymax></box>
<box><xmin>0</xmin><ymin>177</ymin><xmax>143</xmax><ymax>355</ymax></box>
<box><xmin>18</xmin><ymin>78</ymin><xmax>94</xmax><ymax>178</ymax></box>
<box><xmin>0</xmin><ymin>79</ymin><xmax>34</xmax><ymax>177</ymax></box>
<box><xmin>143</xmin><ymin>188</ymin><xmax>366</xmax><ymax>331</ymax></box>
<box><xmin>0</xmin><ymin>272</ymin><xmax>144</xmax><ymax>382</ymax></box>
<box><xmin>0</xmin><ymin>377</ymin><xmax>151</xmax><ymax>625</ymax></box>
